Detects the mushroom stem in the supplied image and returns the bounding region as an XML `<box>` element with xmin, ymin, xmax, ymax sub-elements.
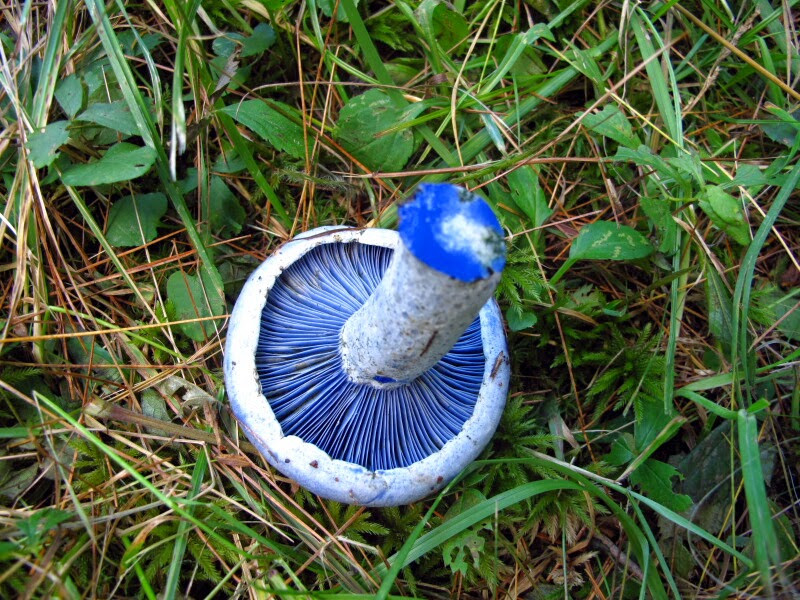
<box><xmin>340</xmin><ymin>184</ymin><xmax>505</xmax><ymax>387</ymax></box>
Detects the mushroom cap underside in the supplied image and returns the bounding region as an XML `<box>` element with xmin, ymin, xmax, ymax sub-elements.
<box><xmin>224</xmin><ymin>228</ymin><xmax>510</xmax><ymax>506</ymax></box>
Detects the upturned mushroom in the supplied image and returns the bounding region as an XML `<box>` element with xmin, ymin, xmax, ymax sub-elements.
<box><xmin>224</xmin><ymin>183</ymin><xmax>510</xmax><ymax>506</ymax></box>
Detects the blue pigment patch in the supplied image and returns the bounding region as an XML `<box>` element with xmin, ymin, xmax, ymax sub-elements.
<box><xmin>256</xmin><ymin>242</ymin><xmax>485</xmax><ymax>471</ymax></box>
<box><xmin>399</xmin><ymin>183</ymin><xmax>506</xmax><ymax>282</ymax></box>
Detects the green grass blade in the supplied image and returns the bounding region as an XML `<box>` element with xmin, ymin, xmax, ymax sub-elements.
<box><xmin>166</xmin><ymin>0</ymin><xmax>202</xmax><ymax>176</ymax></box>
<box><xmin>731</xmin><ymin>159</ymin><xmax>800</xmax><ymax>401</ymax></box>
<box><xmin>663</xmin><ymin>228</ymin><xmax>689</xmax><ymax>412</ymax></box>
<box><xmin>30</xmin><ymin>0</ymin><xmax>69</xmax><ymax>125</ymax></box>
<box><xmin>676</xmin><ymin>389</ymin><xmax>737</xmax><ymax>420</ymax></box>
<box><xmin>164</xmin><ymin>451</ymin><xmax>208</xmax><ymax>600</ymax></box>
<box><xmin>121</xmin><ymin>534</ymin><xmax>159</xmax><ymax>600</ymax></box>
<box><xmin>374</xmin><ymin>488</ymin><xmax>446</xmax><ymax>600</ymax></box>
<box><xmin>338</xmin><ymin>0</ymin><xmax>398</xmax><ymax>100</ymax></box>
<box><xmin>737</xmin><ymin>410</ymin><xmax>781</xmax><ymax>594</ymax></box>
<box><xmin>629</xmin><ymin>9</ymin><xmax>682</xmax><ymax>145</ymax></box>
<box><xmin>379</xmin><ymin>479</ymin><xmax>580</xmax><ymax>574</ymax></box>
<box><xmin>626</xmin><ymin>487</ymin><xmax>752</xmax><ymax>567</ymax></box>
<box><xmin>629</xmin><ymin>500</ymin><xmax>682</xmax><ymax>599</ymax></box>
<box><xmin>753</xmin><ymin>0</ymin><xmax>800</xmax><ymax>79</ymax></box>
<box><xmin>526</xmin><ymin>453</ymin><xmax>754</xmax><ymax>565</ymax></box>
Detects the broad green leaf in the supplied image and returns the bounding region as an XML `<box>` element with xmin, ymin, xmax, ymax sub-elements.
<box><xmin>669</xmin><ymin>153</ymin><xmax>704</xmax><ymax>185</ymax></box>
<box><xmin>212</xmin><ymin>150</ymin><xmax>246</xmax><ymax>174</ymax></box>
<box><xmin>606</xmin><ymin>433</ymin><xmax>636</xmax><ymax>466</ymax></box>
<box><xmin>77</xmin><ymin>100</ymin><xmax>139</xmax><ymax>136</ymax></box>
<box><xmin>218</xmin><ymin>254</ymin><xmax>261</xmax><ymax>297</ymax></box>
<box><xmin>614</xmin><ymin>145</ymin><xmax>690</xmax><ymax>187</ymax></box>
<box><xmin>761</xmin><ymin>288</ymin><xmax>800</xmax><ymax>341</ymax></box>
<box><xmin>570</xmin><ymin>220</ymin><xmax>653</xmax><ymax>261</ymax></box>
<box><xmin>491</xmin><ymin>32</ymin><xmax>547</xmax><ymax>78</ymax></box>
<box><xmin>220</xmin><ymin>100</ymin><xmax>306</xmax><ymax>159</ymax></box>
<box><xmin>415</xmin><ymin>0</ymin><xmax>465</xmax><ymax>53</ymax></box>
<box><xmin>241</xmin><ymin>23</ymin><xmax>276</xmax><ymax>57</ymax></box>
<box><xmin>630</xmin><ymin>459</ymin><xmax>692</xmax><ymax>513</ymax></box>
<box><xmin>505</xmin><ymin>305</ymin><xmax>537</xmax><ymax>332</ymax></box>
<box><xmin>106</xmin><ymin>193</ymin><xmax>167</xmax><ymax>247</ymax></box>
<box><xmin>552</xmin><ymin>220</ymin><xmax>653</xmax><ymax>284</ymax></box>
<box><xmin>507</xmin><ymin>165</ymin><xmax>552</xmax><ymax>229</ymax></box>
<box><xmin>212</xmin><ymin>32</ymin><xmax>245</xmax><ymax>57</ymax></box>
<box><xmin>705</xmin><ymin>265</ymin><xmax>734</xmax><ymax>354</ymax></box>
<box><xmin>0</xmin><ymin>464</ymin><xmax>38</xmax><ymax>501</ymax></box>
<box><xmin>483</xmin><ymin>26</ymin><xmax>552</xmax><ymax>92</ymax></box>
<box><xmin>0</xmin><ymin>541</ymin><xmax>19</xmax><ymax>560</ymax></box>
<box><xmin>334</xmin><ymin>89</ymin><xmax>417</xmax><ymax>172</ymax></box>
<box><xmin>775</xmin><ymin>293</ymin><xmax>800</xmax><ymax>341</ymax></box>
<box><xmin>675</xmin><ymin>423</ymin><xmax>735</xmax><ymax>532</ymax></box>
<box><xmin>55</xmin><ymin>74</ymin><xmax>84</xmax><ymax>118</ymax></box>
<box><xmin>761</xmin><ymin>120</ymin><xmax>799</xmax><ymax>147</ymax></box>
<box><xmin>141</xmin><ymin>389</ymin><xmax>169</xmax><ymax>422</ymax></box>
<box><xmin>67</xmin><ymin>336</ymin><xmax>120</xmax><ymax>383</ymax></box>
<box><xmin>443</xmin><ymin>489</ymin><xmax>489</xmax><ymax>520</ymax></box>
<box><xmin>208</xmin><ymin>176</ymin><xmax>245</xmax><ymax>236</ymax></box>
<box><xmin>640</xmin><ymin>194</ymin><xmax>677</xmax><ymax>254</ymax></box>
<box><xmin>166</xmin><ymin>269</ymin><xmax>225</xmax><ymax>341</ymax></box>
<box><xmin>17</xmin><ymin>508</ymin><xmax>73</xmax><ymax>547</ymax></box>
<box><xmin>698</xmin><ymin>185</ymin><xmax>750</xmax><ymax>245</ymax></box>
<box><xmin>565</xmin><ymin>47</ymin><xmax>604</xmax><ymax>83</ymax></box>
<box><xmin>581</xmin><ymin>104</ymin><xmax>640</xmax><ymax>148</ymax></box>
<box><xmin>730</xmin><ymin>164</ymin><xmax>768</xmax><ymax>188</ymax></box>
<box><xmin>429</xmin><ymin>0</ymin><xmax>468</xmax><ymax>52</ymax></box>
<box><xmin>61</xmin><ymin>143</ymin><xmax>157</xmax><ymax>186</ymax></box>
<box><xmin>116</xmin><ymin>29</ymin><xmax>162</xmax><ymax>57</ymax></box>
<box><xmin>83</xmin><ymin>63</ymin><xmax>121</xmax><ymax>105</ymax></box>
<box><xmin>26</xmin><ymin>120</ymin><xmax>70</xmax><ymax>168</ymax></box>
<box><xmin>385</xmin><ymin>61</ymin><xmax>420</xmax><ymax>86</ymax></box>
<box><xmin>177</xmin><ymin>167</ymin><xmax>199</xmax><ymax>195</ymax></box>
<box><xmin>634</xmin><ymin>398</ymin><xmax>676</xmax><ymax>450</ymax></box>
<box><xmin>707</xmin><ymin>186</ymin><xmax>744</xmax><ymax>225</ymax></box>
<box><xmin>672</xmin><ymin>416</ymin><xmax>778</xmax><ymax>556</ymax></box>
<box><xmin>141</xmin><ymin>389</ymin><xmax>171</xmax><ymax>436</ymax></box>
<box><xmin>208</xmin><ymin>57</ymin><xmax>250</xmax><ymax>91</ymax></box>
<box><xmin>760</xmin><ymin>107</ymin><xmax>800</xmax><ymax>147</ymax></box>
<box><xmin>442</xmin><ymin>530</ymin><xmax>484</xmax><ymax>576</ymax></box>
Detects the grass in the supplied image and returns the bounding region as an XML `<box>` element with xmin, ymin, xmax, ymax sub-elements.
<box><xmin>1</xmin><ymin>0</ymin><xmax>799</xmax><ymax>597</ymax></box>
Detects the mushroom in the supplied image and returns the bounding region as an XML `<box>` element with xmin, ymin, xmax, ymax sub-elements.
<box><xmin>224</xmin><ymin>183</ymin><xmax>510</xmax><ymax>506</ymax></box>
